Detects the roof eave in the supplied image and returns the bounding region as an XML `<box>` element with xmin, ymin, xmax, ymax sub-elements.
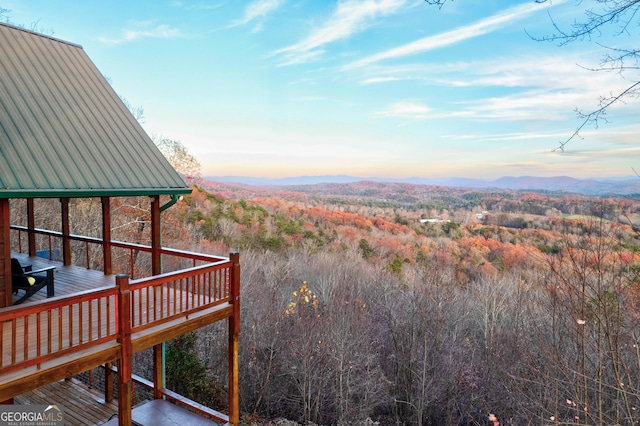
<box><xmin>0</xmin><ymin>187</ymin><xmax>193</xmax><ymax>199</ymax></box>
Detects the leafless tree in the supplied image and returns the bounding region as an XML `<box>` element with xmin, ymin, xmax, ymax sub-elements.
<box><xmin>426</xmin><ymin>0</ymin><xmax>640</xmax><ymax>151</ymax></box>
<box><xmin>154</xmin><ymin>136</ymin><xmax>201</xmax><ymax>181</ymax></box>
<box><xmin>515</xmin><ymin>219</ymin><xmax>640</xmax><ymax>424</ymax></box>
<box><xmin>532</xmin><ymin>0</ymin><xmax>640</xmax><ymax>150</ymax></box>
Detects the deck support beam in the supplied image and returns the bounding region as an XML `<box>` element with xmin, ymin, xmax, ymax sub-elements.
<box><xmin>1</xmin><ymin>199</ymin><xmax>10</xmax><ymax>307</ymax></box>
<box><xmin>117</xmin><ymin>274</ymin><xmax>133</xmax><ymax>426</ymax></box>
<box><xmin>102</xmin><ymin>197</ymin><xmax>112</xmax><ymax>275</ymax></box>
<box><xmin>105</xmin><ymin>362</ymin><xmax>114</xmax><ymax>403</ymax></box>
<box><xmin>26</xmin><ymin>199</ymin><xmax>35</xmax><ymax>258</ymax></box>
<box><xmin>150</xmin><ymin>195</ymin><xmax>161</xmax><ymax>276</ymax></box>
<box><xmin>228</xmin><ymin>252</ymin><xmax>240</xmax><ymax>425</ymax></box>
<box><xmin>153</xmin><ymin>344</ymin><xmax>163</xmax><ymax>400</ymax></box>
<box><xmin>61</xmin><ymin>198</ymin><xmax>71</xmax><ymax>265</ymax></box>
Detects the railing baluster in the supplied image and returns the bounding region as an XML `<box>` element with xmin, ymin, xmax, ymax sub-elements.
<box><xmin>88</xmin><ymin>300</ymin><xmax>93</xmax><ymax>343</ymax></box>
<box><xmin>174</xmin><ymin>280</ymin><xmax>178</xmax><ymax>315</ymax></box>
<box><xmin>0</xmin><ymin>322</ymin><xmax>4</xmax><ymax>368</ymax></box>
<box><xmin>129</xmin><ymin>249</ymin><xmax>134</xmax><ymax>278</ymax></box>
<box><xmin>23</xmin><ymin>316</ymin><xmax>28</xmax><ymax>364</ymax></box>
<box><xmin>79</xmin><ymin>301</ymin><xmax>84</xmax><ymax>344</ymax></box>
<box><xmin>11</xmin><ymin>319</ymin><xmax>16</xmax><ymax>365</ymax></box>
<box><xmin>137</xmin><ymin>287</ymin><xmax>142</xmax><ymax>326</ymax></box>
<box><xmin>98</xmin><ymin>297</ymin><xmax>102</xmax><ymax>339</ymax></box>
<box><xmin>68</xmin><ymin>304</ymin><xmax>73</xmax><ymax>347</ymax></box>
<box><xmin>155</xmin><ymin>284</ymin><xmax>160</xmax><ymax>320</ymax></box>
<box><xmin>58</xmin><ymin>307</ymin><xmax>63</xmax><ymax>352</ymax></box>
<box><xmin>151</xmin><ymin>285</ymin><xmax>155</xmax><ymax>322</ymax></box>
<box><xmin>47</xmin><ymin>310</ymin><xmax>52</xmax><ymax>354</ymax></box>
<box><xmin>36</xmin><ymin>312</ymin><xmax>41</xmax><ymax>360</ymax></box>
<box><xmin>110</xmin><ymin>295</ymin><xmax>115</xmax><ymax>336</ymax></box>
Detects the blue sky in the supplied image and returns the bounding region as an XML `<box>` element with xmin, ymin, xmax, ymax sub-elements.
<box><xmin>3</xmin><ymin>0</ymin><xmax>639</xmax><ymax>179</ymax></box>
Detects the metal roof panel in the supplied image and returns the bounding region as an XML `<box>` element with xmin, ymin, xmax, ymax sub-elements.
<box><xmin>0</xmin><ymin>22</ymin><xmax>190</xmax><ymax>198</ymax></box>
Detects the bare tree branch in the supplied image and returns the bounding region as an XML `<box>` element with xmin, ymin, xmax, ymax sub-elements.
<box><xmin>532</xmin><ymin>0</ymin><xmax>640</xmax><ymax>149</ymax></box>
<box><xmin>555</xmin><ymin>80</ymin><xmax>640</xmax><ymax>151</ymax></box>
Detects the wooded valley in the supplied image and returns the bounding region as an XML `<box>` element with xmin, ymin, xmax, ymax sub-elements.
<box><xmin>14</xmin><ymin>180</ymin><xmax>640</xmax><ymax>425</ymax></box>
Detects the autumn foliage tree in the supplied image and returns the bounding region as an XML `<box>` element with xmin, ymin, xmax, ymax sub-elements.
<box><xmin>37</xmin><ymin>175</ymin><xmax>640</xmax><ymax>425</ymax></box>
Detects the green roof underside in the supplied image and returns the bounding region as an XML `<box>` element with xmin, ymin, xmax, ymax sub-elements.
<box><xmin>0</xmin><ymin>23</ymin><xmax>191</xmax><ymax>199</ymax></box>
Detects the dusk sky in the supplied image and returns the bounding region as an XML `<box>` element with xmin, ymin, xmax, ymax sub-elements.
<box><xmin>3</xmin><ymin>1</ymin><xmax>639</xmax><ymax>179</ymax></box>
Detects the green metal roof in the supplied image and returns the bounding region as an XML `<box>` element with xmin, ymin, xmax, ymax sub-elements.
<box><xmin>0</xmin><ymin>23</ymin><xmax>191</xmax><ymax>199</ymax></box>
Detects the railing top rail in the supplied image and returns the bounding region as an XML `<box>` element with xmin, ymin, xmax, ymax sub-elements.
<box><xmin>0</xmin><ymin>285</ymin><xmax>117</xmax><ymax>320</ymax></box>
<box><xmin>129</xmin><ymin>260</ymin><xmax>232</xmax><ymax>290</ymax></box>
<box><xmin>10</xmin><ymin>225</ymin><xmax>228</xmax><ymax>263</ymax></box>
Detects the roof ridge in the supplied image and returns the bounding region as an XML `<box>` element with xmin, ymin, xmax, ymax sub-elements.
<box><xmin>0</xmin><ymin>21</ymin><xmax>82</xmax><ymax>49</ymax></box>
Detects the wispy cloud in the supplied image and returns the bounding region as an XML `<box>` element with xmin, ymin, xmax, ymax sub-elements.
<box><xmin>377</xmin><ymin>102</ymin><xmax>431</xmax><ymax>119</ymax></box>
<box><xmin>272</xmin><ymin>0</ymin><xmax>408</xmax><ymax>65</ymax></box>
<box><xmin>172</xmin><ymin>1</ymin><xmax>224</xmax><ymax>11</ymax></box>
<box><xmin>370</xmin><ymin>49</ymin><xmax>634</xmax><ymax>129</ymax></box>
<box><xmin>99</xmin><ymin>21</ymin><xmax>182</xmax><ymax>44</ymax></box>
<box><xmin>346</xmin><ymin>0</ymin><xmax>566</xmax><ymax>69</ymax></box>
<box><xmin>229</xmin><ymin>0</ymin><xmax>284</xmax><ymax>31</ymax></box>
<box><xmin>361</xmin><ymin>76</ymin><xmax>402</xmax><ymax>84</ymax></box>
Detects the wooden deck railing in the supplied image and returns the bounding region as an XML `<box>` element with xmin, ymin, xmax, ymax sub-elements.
<box><xmin>129</xmin><ymin>262</ymin><xmax>231</xmax><ymax>332</ymax></box>
<box><xmin>0</xmin><ymin>256</ymin><xmax>234</xmax><ymax>376</ymax></box>
<box><xmin>0</xmin><ymin>286</ymin><xmax>118</xmax><ymax>375</ymax></box>
<box><xmin>10</xmin><ymin>225</ymin><xmax>228</xmax><ymax>278</ymax></box>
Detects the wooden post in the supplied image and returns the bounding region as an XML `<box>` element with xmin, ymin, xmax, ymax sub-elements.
<box><xmin>228</xmin><ymin>252</ymin><xmax>240</xmax><ymax>425</ymax></box>
<box><xmin>150</xmin><ymin>196</ymin><xmax>161</xmax><ymax>276</ymax></box>
<box><xmin>117</xmin><ymin>274</ymin><xmax>132</xmax><ymax>426</ymax></box>
<box><xmin>102</xmin><ymin>197</ymin><xmax>112</xmax><ymax>275</ymax></box>
<box><xmin>153</xmin><ymin>344</ymin><xmax>163</xmax><ymax>399</ymax></box>
<box><xmin>0</xmin><ymin>199</ymin><xmax>10</xmax><ymax>307</ymax></box>
<box><xmin>27</xmin><ymin>199</ymin><xmax>35</xmax><ymax>257</ymax></box>
<box><xmin>61</xmin><ymin>198</ymin><xmax>71</xmax><ymax>265</ymax></box>
<box><xmin>104</xmin><ymin>362</ymin><xmax>114</xmax><ymax>403</ymax></box>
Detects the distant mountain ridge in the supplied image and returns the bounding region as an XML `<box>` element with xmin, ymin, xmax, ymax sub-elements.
<box><xmin>205</xmin><ymin>175</ymin><xmax>640</xmax><ymax>196</ymax></box>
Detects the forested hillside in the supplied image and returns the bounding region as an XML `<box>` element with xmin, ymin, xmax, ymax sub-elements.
<box><xmin>45</xmin><ymin>180</ymin><xmax>640</xmax><ymax>425</ymax></box>
<box><xmin>143</xmin><ymin>179</ymin><xmax>639</xmax><ymax>425</ymax></box>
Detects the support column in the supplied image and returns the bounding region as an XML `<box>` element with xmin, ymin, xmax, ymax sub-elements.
<box><xmin>153</xmin><ymin>344</ymin><xmax>163</xmax><ymax>399</ymax></box>
<box><xmin>1</xmin><ymin>199</ymin><xmax>11</xmax><ymax>308</ymax></box>
<box><xmin>61</xmin><ymin>198</ymin><xmax>71</xmax><ymax>265</ymax></box>
<box><xmin>102</xmin><ymin>197</ymin><xmax>112</xmax><ymax>275</ymax></box>
<box><xmin>104</xmin><ymin>362</ymin><xmax>114</xmax><ymax>403</ymax></box>
<box><xmin>117</xmin><ymin>274</ymin><xmax>132</xmax><ymax>426</ymax></box>
<box><xmin>150</xmin><ymin>196</ymin><xmax>161</xmax><ymax>276</ymax></box>
<box><xmin>228</xmin><ymin>252</ymin><xmax>240</xmax><ymax>425</ymax></box>
<box><xmin>27</xmin><ymin>199</ymin><xmax>35</xmax><ymax>257</ymax></box>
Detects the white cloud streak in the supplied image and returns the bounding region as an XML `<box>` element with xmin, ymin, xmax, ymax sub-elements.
<box><xmin>272</xmin><ymin>0</ymin><xmax>408</xmax><ymax>65</ymax></box>
<box><xmin>346</xmin><ymin>0</ymin><xmax>567</xmax><ymax>68</ymax></box>
<box><xmin>371</xmin><ymin>49</ymin><xmax>635</xmax><ymax>129</ymax></box>
<box><xmin>377</xmin><ymin>102</ymin><xmax>431</xmax><ymax>119</ymax></box>
<box><xmin>99</xmin><ymin>22</ymin><xmax>182</xmax><ymax>44</ymax></box>
<box><xmin>230</xmin><ymin>0</ymin><xmax>284</xmax><ymax>30</ymax></box>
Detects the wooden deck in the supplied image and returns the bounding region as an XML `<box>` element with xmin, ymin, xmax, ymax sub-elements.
<box><xmin>1</xmin><ymin>253</ymin><xmax>235</xmax><ymax>407</ymax></box>
<box><xmin>14</xmin><ymin>378</ymin><xmax>118</xmax><ymax>425</ymax></box>
<box><xmin>10</xmin><ymin>253</ymin><xmax>115</xmax><ymax>305</ymax></box>
<box><xmin>102</xmin><ymin>399</ymin><xmax>221</xmax><ymax>426</ymax></box>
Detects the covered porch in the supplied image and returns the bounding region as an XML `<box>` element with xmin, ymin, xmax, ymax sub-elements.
<box><xmin>1</xmin><ymin>243</ymin><xmax>239</xmax><ymax>425</ymax></box>
<box><xmin>0</xmin><ymin>21</ymin><xmax>240</xmax><ymax>425</ymax></box>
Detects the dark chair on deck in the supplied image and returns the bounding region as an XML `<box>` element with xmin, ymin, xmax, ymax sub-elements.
<box><xmin>11</xmin><ymin>258</ymin><xmax>56</xmax><ymax>305</ymax></box>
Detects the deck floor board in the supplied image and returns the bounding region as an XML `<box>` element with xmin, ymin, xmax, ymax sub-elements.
<box><xmin>14</xmin><ymin>378</ymin><xmax>118</xmax><ymax>425</ymax></box>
